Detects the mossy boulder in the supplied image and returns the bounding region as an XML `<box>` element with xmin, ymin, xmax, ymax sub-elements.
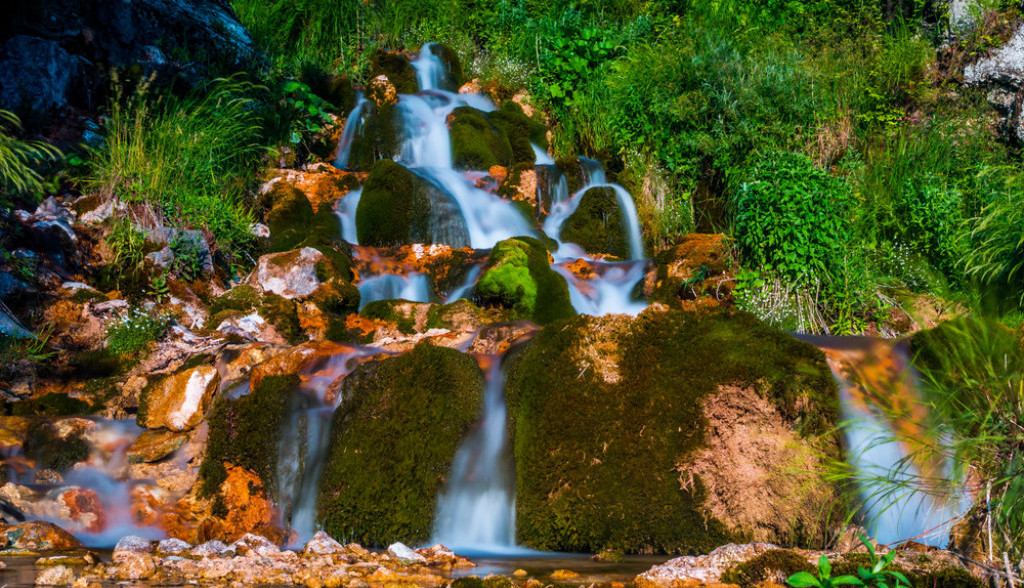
<box><xmin>317</xmin><ymin>343</ymin><xmax>485</xmax><ymax>546</ymax></box>
<box><xmin>488</xmin><ymin>101</ymin><xmax>547</xmax><ymax>164</ymax></box>
<box><xmin>504</xmin><ymin>307</ymin><xmax>843</xmax><ymax>554</ymax></box>
<box><xmin>475</xmin><ymin>237</ymin><xmax>575</xmax><ymax>325</ymax></box>
<box><xmin>429</xmin><ymin>43</ymin><xmax>466</xmax><ymax>90</ymax></box>
<box><xmin>369</xmin><ymin>50</ymin><xmax>418</xmax><ymax>95</ymax></box>
<box><xmin>425</xmin><ymin>298</ymin><xmax>489</xmax><ymax>331</ymax></box>
<box><xmin>450</xmin><ymin>106</ymin><xmax>514</xmax><ymax>171</ymax></box>
<box><xmin>560</xmin><ymin>186</ymin><xmax>630</xmax><ymax>258</ymax></box>
<box><xmin>262</xmin><ymin>183</ymin><xmax>314</xmax><ymax>253</ymax></box>
<box><xmin>198</xmin><ymin>374</ymin><xmax>300</xmax><ymax>499</ymax></box>
<box><xmin>721</xmin><ymin>549</ymin><xmax>815</xmax><ymax>586</ymax></box>
<box><xmin>355</xmin><ymin>160</ymin><xmax>432</xmax><ymax>247</ymax></box>
<box><xmin>24</xmin><ymin>421</ymin><xmax>89</xmax><ymax>471</ymax></box>
<box><xmin>555</xmin><ymin>157</ymin><xmax>585</xmax><ymax>195</ymax></box>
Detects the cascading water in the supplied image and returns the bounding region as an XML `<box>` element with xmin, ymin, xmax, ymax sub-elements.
<box><xmin>804</xmin><ymin>335</ymin><xmax>971</xmax><ymax>547</ymax></box>
<box><xmin>334</xmin><ymin>94</ymin><xmax>369</xmax><ymax>170</ymax></box>
<box><xmin>413</xmin><ymin>42</ymin><xmax>447</xmax><ymax>91</ymax></box>
<box><xmin>447</xmin><ymin>265</ymin><xmax>482</xmax><ymax>302</ymax></box>
<box><xmin>534</xmin><ymin>164</ymin><xmax>569</xmax><ymax>219</ymax></box>
<box><xmin>432</xmin><ymin>356</ymin><xmax>521</xmax><ymax>554</ymax></box>
<box><xmin>335</xmin><ymin>188</ymin><xmax>361</xmax><ymax>245</ymax></box>
<box><xmin>277</xmin><ymin>348</ymin><xmax>374</xmax><ymax>544</ymax></box>
<box><xmin>358</xmin><ymin>273</ymin><xmax>432</xmax><ymax>309</ymax></box>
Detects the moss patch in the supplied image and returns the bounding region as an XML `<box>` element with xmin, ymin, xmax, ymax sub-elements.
<box><xmin>317</xmin><ymin>344</ymin><xmax>485</xmax><ymax>546</ymax></box>
<box><xmin>556</xmin><ymin>157</ymin><xmax>585</xmax><ymax>195</ymax></box>
<box><xmin>24</xmin><ymin>421</ymin><xmax>89</xmax><ymax>471</ymax></box>
<box><xmin>504</xmin><ymin>309</ymin><xmax>839</xmax><ymax>554</ymax></box>
<box><xmin>560</xmin><ymin>187</ymin><xmax>629</xmax><ymax>258</ymax></box>
<box><xmin>450</xmin><ymin>106</ymin><xmax>514</xmax><ymax>171</ymax></box>
<box><xmin>721</xmin><ymin>549</ymin><xmax>815</xmax><ymax>586</ymax></box>
<box><xmin>198</xmin><ymin>374</ymin><xmax>299</xmax><ymax>498</ymax></box>
<box><xmin>360</xmin><ymin>300</ymin><xmax>419</xmax><ymax>335</ymax></box>
<box><xmin>356</xmin><ymin>160</ymin><xmax>433</xmax><ymax>247</ymax></box>
<box><xmin>431</xmin><ymin>43</ymin><xmax>466</xmax><ymax>90</ymax></box>
<box><xmin>488</xmin><ymin>102</ymin><xmax>547</xmax><ymax>164</ymax></box>
<box><xmin>476</xmin><ymin>237</ymin><xmax>574</xmax><ymax>325</ymax></box>
<box><xmin>11</xmin><ymin>394</ymin><xmax>90</xmax><ymax>417</ymax></box>
<box><xmin>369</xmin><ymin>50</ymin><xmax>418</xmax><ymax>95</ymax></box>
<box><xmin>263</xmin><ymin>183</ymin><xmax>315</xmax><ymax>253</ymax></box>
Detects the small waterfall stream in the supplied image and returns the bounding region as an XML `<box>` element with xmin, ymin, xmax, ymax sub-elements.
<box><xmin>431</xmin><ymin>355</ymin><xmax>521</xmax><ymax>554</ymax></box>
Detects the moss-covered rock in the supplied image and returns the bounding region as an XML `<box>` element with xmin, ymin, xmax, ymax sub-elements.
<box><xmin>721</xmin><ymin>549</ymin><xmax>815</xmax><ymax>586</ymax></box>
<box><xmin>262</xmin><ymin>183</ymin><xmax>315</xmax><ymax>253</ymax></box>
<box><xmin>430</xmin><ymin>43</ymin><xmax>466</xmax><ymax>90</ymax></box>
<box><xmin>355</xmin><ymin>160</ymin><xmax>434</xmax><ymax>247</ymax></box>
<box><xmin>556</xmin><ymin>157</ymin><xmax>585</xmax><ymax>195</ymax></box>
<box><xmin>11</xmin><ymin>394</ymin><xmax>90</xmax><ymax>417</ymax></box>
<box><xmin>24</xmin><ymin>421</ymin><xmax>89</xmax><ymax>471</ymax></box>
<box><xmin>425</xmin><ymin>298</ymin><xmax>488</xmax><ymax>331</ymax></box>
<box><xmin>505</xmin><ymin>308</ymin><xmax>842</xmax><ymax>554</ymax></box>
<box><xmin>488</xmin><ymin>102</ymin><xmax>547</xmax><ymax>164</ymax></box>
<box><xmin>369</xmin><ymin>50</ymin><xmax>418</xmax><ymax>95</ymax></box>
<box><xmin>198</xmin><ymin>374</ymin><xmax>300</xmax><ymax>499</ymax></box>
<box><xmin>317</xmin><ymin>344</ymin><xmax>485</xmax><ymax>546</ymax></box>
<box><xmin>475</xmin><ymin>237</ymin><xmax>574</xmax><ymax>325</ymax></box>
<box><xmin>559</xmin><ymin>187</ymin><xmax>629</xmax><ymax>258</ymax></box>
<box><xmin>450</xmin><ymin>106</ymin><xmax>514</xmax><ymax>171</ymax></box>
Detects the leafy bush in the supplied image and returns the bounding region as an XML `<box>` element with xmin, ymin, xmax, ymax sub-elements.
<box><xmin>0</xmin><ymin>110</ymin><xmax>61</xmax><ymax>207</ymax></box>
<box><xmin>966</xmin><ymin>190</ymin><xmax>1024</xmax><ymax>306</ymax></box>
<box><xmin>105</xmin><ymin>308</ymin><xmax>171</xmax><ymax>355</ymax></box>
<box><xmin>168</xmin><ymin>234</ymin><xmax>207</xmax><ymax>282</ymax></box>
<box><xmin>88</xmin><ymin>76</ymin><xmax>263</xmax><ymax>256</ymax></box>
<box><xmin>733</xmin><ymin>151</ymin><xmax>850</xmax><ymax>281</ymax></box>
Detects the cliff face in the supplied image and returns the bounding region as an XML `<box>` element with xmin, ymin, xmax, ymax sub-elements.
<box><xmin>0</xmin><ymin>0</ymin><xmax>258</xmax><ymax>114</ymax></box>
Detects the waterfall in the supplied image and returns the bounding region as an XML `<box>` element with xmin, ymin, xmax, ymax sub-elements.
<box><xmin>447</xmin><ymin>265</ymin><xmax>482</xmax><ymax>302</ymax></box>
<box><xmin>277</xmin><ymin>348</ymin><xmax>374</xmax><ymax>545</ymax></box>
<box><xmin>335</xmin><ymin>188</ymin><xmax>361</xmax><ymax>244</ymax></box>
<box><xmin>554</xmin><ymin>260</ymin><xmax>648</xmax><ymax>317</ymax></box>
<box><xmin>804</xmin><ymin>335</ymin><xmax>971</xmax><ymax>547</ymax></box>
<box><xmin>414</xmin><ymin>42</ymin><xmax>447</xmax><ymax>91</ymax></box>
<box><xmin>535</xmin><ymin>164</ymin><xmax>569</xmax><ymax>218</ymax></box>
<box><xmin>358</xmin><ymin>273</ymin><xmax>432</xmax><ymax>309</ymax></box>
<box><xmin>432</xmin><ymin>356</ymin><xmax>523</xmax><ymax>555</ymax></box>
<box><xmin>334</xmin><ymin>94</ymin><xmax>369</xmax><ymax>170</ymax></box>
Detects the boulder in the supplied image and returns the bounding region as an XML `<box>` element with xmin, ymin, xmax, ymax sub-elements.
<box><xmin>303</xmin><ymin>530</ymin><xmax>344</xmax><ymax>556</ymax></box>
<box><xmin>449</xmin><ymin>106</ymin><xmax>514</xmax><ymax>171</ymax></box>
<box><xmin>319</xmin><ymin>344</ymin><xmax>485</xmax><ymax>546</ymax></box>
<box><xmin>127</xmin><ymin>429</ymin><xmax>188</xmax><ymax>464</ymax></box>
<box><xmin>250</xmin><ymin>247</ymin><xmax>325</xmax><ymax>299</ymax></box>
<box><xmin>965</xmin><ymin>25</ymin><xmax>1024</xmax><ymax>142</ymax></box>
<box><xmin>475</xmin><ymin>237</ymin><xmax>574</xmax><ymax>325</ymax></box>
<box><xmin>635</xmin><ymin>543</ymin><xmax>780</xmax><ymax>588</ymax></box>
<box><xmin>0</xmin><ymin>37</ymin><xmax>78</xmax><ymax>112</ymax></box>
<box><xmin>648</xmin><ymin>233</ymin><xmax>736</xmax><ymax>306</ymax></box>
<box><xmin>368</xmin><ymin>50</ymin><xmax>418</xmax><ymax>95</ymax></box>
<box><xmin>355</xmin><ymin>160</ymin><xmax>463</xmax><ymax>248</ymax></box>
<box><xmin>559</xmin><ymin>186</ymin><xmax>630</xmax><ymax>258</ymax></box>
<box><xmin>138</xmin><ymin>365</ymin><xmax>220</xmax><ymax>432</ymax></box>
<box><xmin>112</xmin><ymin>535</ymin><xmax>155</xmax><ymax>562</ymax></box>
<box><xmin>504</xmin><ymin>307</ymin><xmax>843</xmax><ymax>553</ymax></box>
<box><xmin>0</xmin><ymin>521</ymin><xmax>81</xmax><ymax>550</ymax></box>
<box><xmin>387</xmin><ymin>542</ymin><xmax>427</xmax><ymax>566</ymax></box>
<box><xmin>231</xmin><ymin>533</ymin><xmax>280</xmax><ymax>557</ymax></box>
<box><xmin>34</xmin><ymin>564</ymin><xmax>75</xmax><ymax>586</ymax></box>
<box><xmin>157</xmin><ymin>537</ymin><xmax>192</xmax><ymax>555</ymax></box>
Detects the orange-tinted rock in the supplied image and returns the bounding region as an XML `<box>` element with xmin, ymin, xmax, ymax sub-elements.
<box><xmin>130</xmin><ymin>484</ymin><xmax>171</xmax><ymax>528</ymax></box>
<box><xmin>56</xmin><ymin>487</ymin><xmax>106</xmax><ymax>533</ymax></box>
<box><xmin>369</xmin><ymin>75</ymin><xmax>398</xmax><ymax>109</ymax></box>
<box><xmin>0</xmin><ymin>416</ymin><xmax>32</xmax><ymax>451</ymax></box>
<box><xmin>0</xmin><ymin>521</ymin><xmax>82</xmax><ymax>550</ymax></box>
<box><xmin>219</xmin><ymin>464</ymin><xmax>285</xmax><ymax>545</ymax></box>
<box><xmin>249</xmin><ymin>341</ymin><xmax>353</xmax><ymax>391</ymax></box>
<box><xmin>488</xmin><ymin>165</ymin><xmax>508</xmax><ymax>184</ymax></box>
<box><xmin>127</xmin><ymin>429</ymin><xmax>188</xmax><ymax>464</ymax></box>
<box><xmin>266</xmin><ymin>165</ymin><xmax>362</xmax><ymax>211</ymax></box>
<box><xmin>140</xmin><ymin>366</ymin><xmax>220</xmax><ymax>432</ymax></box>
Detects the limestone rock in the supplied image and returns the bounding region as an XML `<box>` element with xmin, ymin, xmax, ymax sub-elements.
<box><xmin>156</xmin><ymin>537</ymin><xmax>192</xmax><ymax>555</ymax></box>
<box><xmin>386</xmin><ymin>542</ymin><xmax>426</xmax><ymax>566</ymax></box>
<box><xmin>139</xmin><ymin>365</ymin><xmax>219</xmax><ymax>432</ymax></box>
<box><xmin>34</xmin><ymin>564</ymin><xmax>76</xmax><ymax>586</ymax></box>
<box><xmin>250</xmin><ymin>247</ymin><xmax>325</xmax><ymax>299</ymax></box>
<box><xmin>231</xmin><ymin>533</ymin><xmax>280</xmax><ymax>557</ymax></box>
<box><xmin>112</xmin><ymin>535</ymin><xmax>155</xmax><ymax>561</ymax></box>
<box><xmin>127</xmin><ymin>429</ymin><xmax>188</xmax><ymax>463</ymax></box>
<box><xmin>303</xmin><ymin>531</ymin><xmax>344</xmax><ymax>556</ymax></box>
<box><xmin>636</xmin><ymin>543</ymin><xmax>779</xmax><ymax>588</ymax></box>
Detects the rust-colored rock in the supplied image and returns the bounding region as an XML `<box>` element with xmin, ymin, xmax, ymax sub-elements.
<box><xmin>0</xmin><ymin>416</ymin><xmax>32</xmax><ymax>451</ymax></box>
<box><xmin>55</xmin><ymin>487</ymin><xmax>106</xmax><ymax>533</ymax></box>
<box><xmin>165</xmin><ymin>464</ymin><xmax>284</xmax><ymax>545</ymax></box>
<box><xmin>140</xmin><ymin>366</ymin><xmax>220</xmax><ymax>432</ymax></box>
<box><xmin>127</xmin><ymin>429</ymin><xmax>188</xmax><ymax>464</ymax></box>
<box><xmin>0</xmin><ymin>521</ymin><xmax>82</xmax><ymax>551</ymax></box>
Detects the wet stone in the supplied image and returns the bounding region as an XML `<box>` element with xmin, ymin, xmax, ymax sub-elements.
<box><xmin>127</xmin><ymin>429</ymin><xmax>188</xmax><ymax>463</ymax></box>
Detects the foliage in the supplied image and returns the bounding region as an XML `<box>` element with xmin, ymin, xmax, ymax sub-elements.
<box><xmin>0</xmin><ymin>110</ymin><xmax>61</xmax><ymax>206</ymax></box>
<box><xmin>966</xmin><ymin>189</ymin><xmax>1024</xmax><ymax>306</ymax></box>
<box><xmin>104</xmin><ymin>307</ymin><xmax>171</xmax><ymax>356</ymax></box>
<box><xmin>734</xmin><ymin>151</ymin><xmax>850</xmax><ymax>281</ymax></box>
<box><xmin>787</xmin><ymin>534</ymin><xmax>910</xmax><ymax>588</ymax></box>
<box><xmin>87</xmin><ymin>76</ymin><xmax>263</xmax><ymax>256</ymax></box>
<box><xmin>168</xmin><ymin>234</ymin><xmax>207</xmax><ymax>282</ymax></box>
<box><xmin>105</xmin><ymin>218</ymin><xmax>147</xmax><ymax>273</ymax></box>
<box><xmin>537</xmin><ymin>27</ymin><xmax>619</xmax><ymax>107</ymax></box>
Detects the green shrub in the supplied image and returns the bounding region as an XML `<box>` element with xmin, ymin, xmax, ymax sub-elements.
<box><xmin>733</xmin><ymin>151</ymin><xmax>850</xmax><ymax>281</ymax></box>
<box><xmin>104</xmin><ymin>308</ymin><xmax>171</xmax><ymax>356</ymax></box>
<box><xmin>967</xmin><ymin>190</ymin><xmax>1024</xmax><ymax>306</ymax></box>
<box><xmin>169</xmin><ymin>234</ymin><xmax>207</xmax><ymax>281</ymax></box>
<box><xmin>0</xmin><ymin>110</ymin><xmax>61</xmax><ymax>207</ymax></box>
<box><xmin>87</xmin><ymin>76</ymin><xmax>263</xmax><ymax>256</ymax></box>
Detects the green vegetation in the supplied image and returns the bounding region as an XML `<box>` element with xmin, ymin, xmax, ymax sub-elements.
<box><xmin>722</xmin><ymin>549</ymin><xmax>815</xmax><ymax>586</ymax></box>
<box><xmin>104</xmin><ymin>308</ymin><xmax>172</xmax><ymax>356</ymax></box>
<box><xmin>317</xmin><ymin>343</ymin><xmax>484</xmax><ymax>546</ymax></box>
<box><xmin>505</xmin><ymin>309</ymin><xmax>840</xmax><ymax>553</ymax></box>
<box><xmin>476</xmin><ymin>237</ymin><xmax>574</xmax><ymax>324</ymax></box>
<box><xmin>450</xmin><ymin>106</ymin><xmax>515</xmax><ymax>170</ymax></box>
<box><xmin>559</xmin><ymin>186</ymin><xmax>629</xmax><ymax>258</ymax></box>
<box><xmin>0</xmin><ymin>110</ymin><xmax>61</xmax><ymax>207</ymax></box>
<box><xmin>199</xmin><ymin>374</ymin><xmax>300</xmax><ymax>497</ymax></box>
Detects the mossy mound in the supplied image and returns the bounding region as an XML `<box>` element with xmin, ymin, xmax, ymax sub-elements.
<box><xmin>559</xmin><ymin>187</ymin><xmax>629</xmax><ymax>258</ymax></box>
<box><xmin>355</xmin><ymin>160</ymin><xmax>433</xmax><ymax>247</ymax></box>
<box><xmin>344</xmin><ymin>101</ymin><xmax>402</xmax><ymax>172</ymax></box>
<box><xmin>504</xmin><ymin>308</ymin><xmax>840</xmax><ymax>554</ymax></box>
<box><xmin>430</xmin><ymin>43</ymin><xmax>466</xmax><ymax>90</ymax></box>
<box><xmin>11</xmin><ymin>393</ymin><xmax>90</xmax><ymax>417</ymax></box>
<box><xmin>199</xmin><ymin>374</ymin><xmax>300</xmax><ymax>498</ymax></box>
<box><xmin>262</xmin><ymin>183</ymin><xmax>314</xmax><ymax>253</ymax></box>
<box><xmin>450</xmin><ymin>106</ymin><xmax>514</xmax><ymax>171</ymax></box>
<box><xmin>24</xmin><ymin>421</ymin><xmax>89</xmax><ymax>471</ymax></box>
<box><xmin>721</xmin><ymin>549</ymin><xmax>815</xmax><ymax>586</ymax></box>
<box><xmin>317</xmin><ymin>344</ymin><xmax>485</xmax><ymax>546</ymax></box>
<box><xmin>555</xmin><ymin>157</ymin><xmax>585</xmax><ymax>195</ymax></box>
<box><xmin>425</xmin><ymin>298</ymin><xmax>489</xmax><ymax>331</ymax></box>
<box><xmin>475</xmin><ymin>237</ymin><xmax>574</xmax><ymax>325</ymax></box>
<box><xmin>369</xmin><ymin>50</ymin><xmax>418</xmax><ymax>95</ymax></box>
<box><xmin>359</xmin><ymin>299</ymin><xmax>427</xmax><ymax>335</ymax></box>
<box><xmin>488</xmin><ymin>102</ymin><xmax>547</xmax><ymax>164</ymax></box>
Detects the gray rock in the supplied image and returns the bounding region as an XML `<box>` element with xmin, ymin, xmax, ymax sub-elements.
<box><xmin>145</xmin><ymin>247</ymin><xmax>174</xmax><ymax>269</ymax></box>
<box><xmin>113</xmin><ymin>535</ymin><xmax>155</xmax><ymax>561</ymax></box>
<box><xmin>965</xmin><ymin>23</ymin><xmax>1024</xmax><ymax>141</ymax></box>
<box><xmin>249</xmin><ymin>247</ymin><xmax>325</xmax><ymax>299</ymax></box>
<box><xmin>0</xmin><ymin>36</ymin><xmax>78</xmax><ymax>112</ymax></box>
<box><xmin>157</xmin><ymin>537</ymin><xmax>192</xmax><ymax>555</ymax></box>
<box><xmin>0</xmin><ymin>273</ymin><xmax>29</xmax><ymax>299</ymax></box>
<box><xmin>386</xmin><ymin>542</ymin><xmax>427</xmax><ymax>566</ymax></box>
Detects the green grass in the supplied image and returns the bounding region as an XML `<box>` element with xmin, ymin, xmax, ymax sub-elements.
<box><xmin>87</xmin><ymin>76</ymin><xmax>264</xmax><ymax>256</ymax></box>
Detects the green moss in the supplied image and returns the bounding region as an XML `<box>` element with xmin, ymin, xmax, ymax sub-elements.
<box><xmin>488</xmin><ymin>102</ymin><xmax>546</xmax><ymax>164</ymax></box>
<box><xmin>476</xmin><ymin>237</ymin><xmax>574</xmax><ymax>325</ymax></box>
<box><xmin>11</xmin><ymin>394</ymin><xmax>90</xmax><ymax>417</ymax></box>
<box><xmin>721</xmin><ymin>549</ymin><xmax>815</xmax><ymax>586</ymax></box>
<box><xmin>317</xmin><ymin>344</ymin><xmax>485</xmax><ymax>547</ymax></box>
<box><xmin>68</xmin><ymin>349</ymin><xmax>125</xmax><ymax>378</ymax></box>
<box><xmin>210</xmin><ymin>285</ymin><xmax>261</xmax><ymax>317</ymax></box>
<box><xmin>356</xmin><ymin>159</ymin><xmax>433</xmax><ymax>247</ymax></box>
<box><xmin>345</xmin><ymin>100</ymin><xmax>401</xmax><ymax>172</ymax></box>
<box><xmin>425</xmin><ymin>299</ymin><xmax>487</xmax><ymax>331</ymax></box>
<box><xmin>913</xmin><ymin>567</ymin><xmax>985</xmax><ymax>588</ymax></box>
<box><xmin>68</xmin><ymin>289</ymin><xmax>107</xmax><ymax>305</ymax></box>
<box><xmin>24</xmin><ymin>421</ymin><xmax>89</xmax><ymax>471</ymax></box>
<box><xmin>559</xmin><ymin>187</ymin><xmax>629</xmax><ymax>258</ymax></box>
<box><xmin>260</xmin><ymin>294</ymin><xmax>303</xmax><ymax>345</ymax></box>
<box><xmin>360</xmin><ymin>300</ymin><xmax>419</xmax><ymax>335</ymax></box>
<box><xmin>431</xmin><ymin>44</ymin><xmax>466</xmax><ymax>89</ymax></box>
<box><xmin>312</xmin><ymin>281</ymin><xmax>361</xmax><ymax>316</ymax></box>
<box><xmin>450</xmin><ymin>106</ymin><xmax>514</xmax><ymax>171</ymax></box>
<box><xmin>199</xmin><ymin>374</ymin><xmax>299</xmax><ymax>498</ymax></box>
<box><xmin>555</xmin><ymin>157</ymin><xmax>584</xmax><ymax>195</ymax></box>
<box><xmin>505</xmin><ymin>309</ymin><xmax>839</xmax><ymax>554</ymax></box>
<box><xmin>369</xmin><ymin>50</ymin><xmax>418</xmax><ymax>95</ymax></box>
<box><xmin>264</xmin><ymin>184</ymin><xmax>315</xmax><ymax>253</ymax></box>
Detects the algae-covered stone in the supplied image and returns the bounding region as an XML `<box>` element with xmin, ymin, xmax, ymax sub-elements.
<box><xmin>262</xmin><ymin>183</ymin><xmax>314</xmax><ymax>253</ymax></box>
<box><xmin>356</xmin><ymin>160</ymin><xmax>432</xmax><ymax>247</ymax></box>
<box><xmin>198</xmin><ymin>374</ymin><xmax>300</xmax><ymax>498</ymax></box>
<box><xmin>318</xmin><ymin>344</ymin><xmax>485</xmax><ymax>546</ymax></box>
<box><xmin>559</xmin><ymin>186</ymin><xmax>630</xmax><ymax>258</ymax></box>
<box><xmin>505</xmin><ymin>307</ymin><xmax>842</xmax><ymax>554</ymax></box>
<box><xmin>450</xmin><ymin>106</ymin><xmax>514</xmax><ymax>171</ymax></box>
<box><xmin>369</xmin><ymin>50</ymin><xmax>418</xmax><ymax>95</ymax></box>
<box><xmin>487</xmin><ymin>101</ymin><xmax>547</xmax><ymax>164</ymax></box>
<box><xmin>476</xmin><ymin>237</ymin><xmax>574</xmax><ymax>325</ymax></box>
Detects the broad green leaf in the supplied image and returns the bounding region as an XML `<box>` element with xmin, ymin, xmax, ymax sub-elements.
<box><xmin>787</xmin><ymin>572</ymin><xmax>822</xmax><ymax>588</ymax></box>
